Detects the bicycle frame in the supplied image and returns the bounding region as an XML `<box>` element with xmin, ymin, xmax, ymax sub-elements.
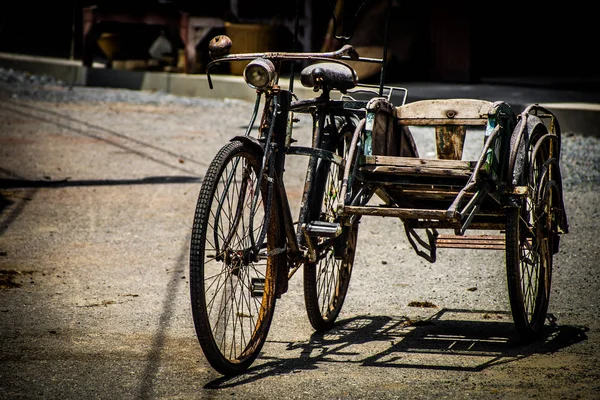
<box><xmin>224</xmin><ymin>87</ymin><xmax>363</xmax><ymax>284</ymax></box>
<box><xmin>203</xmin><ymin>30</ymin><xmax>397</xmax><ymax>277</ymax></box>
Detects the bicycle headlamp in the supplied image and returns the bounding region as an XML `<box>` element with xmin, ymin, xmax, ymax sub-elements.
<box><xmin>243</xmin><ymin>58</ymin><xmax>276</xmax><ymax>90</ymax></box>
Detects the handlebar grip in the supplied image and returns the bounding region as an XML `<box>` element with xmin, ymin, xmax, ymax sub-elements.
<box><xmin>208</xmin><ymin>35</ymin><xmax>233</xmax><ymax>59</ymax></box>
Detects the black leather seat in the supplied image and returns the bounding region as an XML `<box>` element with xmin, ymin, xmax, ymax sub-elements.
<box><xmin>300</xmin><ymin>62</ymin><xmax>357</xmax><ymax>92</ymax></box>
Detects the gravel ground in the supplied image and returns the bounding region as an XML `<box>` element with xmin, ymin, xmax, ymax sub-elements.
<box><xmin>1</xmin><ymin>67</ymin><xmax>599</xmax><ymax>399</ymax></box>
<box><xmin>0</xmin><ymin>67</ymin><xmax>217</xmax><ymax>106</ymax></box>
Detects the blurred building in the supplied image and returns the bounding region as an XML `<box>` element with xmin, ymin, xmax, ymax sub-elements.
<box><xmin>0</xmin><ymin>1</ymin><xmax>596</xmax><ymax>89</ymax></box>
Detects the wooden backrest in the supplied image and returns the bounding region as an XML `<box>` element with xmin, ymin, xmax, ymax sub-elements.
<box><xmin>395</xmin><ymin>99</ymin><xmax>493</xmax><ymax>160</ymax></box>
<box><xmin>395</xmin><ymin>99</ymin><xmax>493</xmax><ymax>126</ymax></box>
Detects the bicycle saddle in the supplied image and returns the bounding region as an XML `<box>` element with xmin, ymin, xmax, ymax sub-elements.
<box><xmin>300</xmin><ymin>62</ymin><xmax>357</xmax><ymax>93</ymax></box>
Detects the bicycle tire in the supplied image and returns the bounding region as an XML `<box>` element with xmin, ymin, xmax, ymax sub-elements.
<box><xmin>190</xmin><ymin>140</ymin><xmax>282</xmax><ymax>375</ymax></box>
<box><xmin>303</xmin><ymin>122</ymin><xmax>359</xmax><ymax>331</ymax></box>
<box><xmin>506</xmin><ymin>120</ymin><xmax>555</xmax><ymax>342</ymax></box>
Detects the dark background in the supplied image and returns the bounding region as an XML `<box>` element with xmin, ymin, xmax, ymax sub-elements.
<box><xmin>0</xmin><ymin>0</ymin><xmax>596</xmax><ymax>89</ymax></box>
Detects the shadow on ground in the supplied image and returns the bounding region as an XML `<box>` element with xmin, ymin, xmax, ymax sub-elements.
<box><xmin>204</xmin><ymin>308</ymin><xmax>588</xmax><ymax>388</ymax></box>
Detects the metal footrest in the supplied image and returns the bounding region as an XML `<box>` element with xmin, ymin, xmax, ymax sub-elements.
<box><xmin>435</xmin><ymin>234</ymin><xmax>505</xmax><ymax>250</ymax></box>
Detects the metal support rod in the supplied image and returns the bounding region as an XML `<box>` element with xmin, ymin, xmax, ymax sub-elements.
<box><xmin>289</xmin><ymin>0</ymin><xmax>301</xmax><ymax>93</ymax></box>
<box><xmin>379</xmin><ymin>0</ymin><xmax>393</xmax><ymax>96</ymax></box>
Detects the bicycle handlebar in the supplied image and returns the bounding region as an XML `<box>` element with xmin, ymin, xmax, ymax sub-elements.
<box><xmin>208</xmin><ymin>34</ymin><xmax>364</xmax><ymax>62</ymax></box>
<box><xmin>205</xmin><ymin>35</ymin><xmax>382</xmax><ymax>90</ymax></box>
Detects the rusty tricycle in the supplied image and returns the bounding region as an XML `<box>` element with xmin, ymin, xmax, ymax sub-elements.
<box><xmin>188</xmin><ymin>0</ymin><xmax>569</xmax><ymax>376</ymax></box>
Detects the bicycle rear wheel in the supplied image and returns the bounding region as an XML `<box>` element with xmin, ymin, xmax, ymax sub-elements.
<box><xmin>506</xmin><ymin>119</ymin><xmax>556</xmax><ymax>342</ymax></box>
<box><xmin>190</xmin><ymin>140</ymin><xmax>282</xmax><ymax>375</ymax></box>
<box><xmin>304</xmin><ymin>122</ymin><xmax>359</xmax><ymax>331</ymax></box>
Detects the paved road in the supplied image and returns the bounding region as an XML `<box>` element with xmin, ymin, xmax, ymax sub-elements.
<box><xmin>1</xmin><ymin>82</ymin><xmax>599</xmax><ymax>399</ymax></box>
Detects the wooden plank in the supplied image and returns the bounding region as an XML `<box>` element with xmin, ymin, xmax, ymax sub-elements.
<box><xmin>342</xmin><ymin>206</ymin><xmax>453</xmax><ymax>220</ymax></box>
<box><xmin>396</xmin><ymin>99</ymin><xmax>493</xmax><ymax>120</ymax></box>
<box><xmin>436</xmin><ymin>234</ymin><xmax>505</xmax><ymax>244</ymax></box>
<box><xmin>362</xmin><ymin>155</ymin><xmax>476</xmax><ymax>170</ymax></box>
<box><xmin>411</xmin><ymin>220</ymin><xmax>504</xmax><ymax>230</ymax></box>
<box><xmin>437</xmin><ymin>242</ymin><xmax>505</xmax><ymax>250</ymax></box>
<box><xmin>396</xmin><ymin>118</ymin><xmax>487</xmax><ymax>126</ymax></box>
<box><xmin>401</xmin><ymin>188</ymin><xmax>464</xmax><ymax>196</ymax></box>
<box><xmin>435</xmin><ymin>234</ymin><xmax>505</xmax><ymax>250</ymax></box>
<box><xmin>361</xmin><ymin>165</ymin><xmax>472</xmax><ymax>178</ymax></box>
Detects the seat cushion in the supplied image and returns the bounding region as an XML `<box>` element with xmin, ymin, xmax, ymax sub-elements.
<box><xmin>300</xmin><ymin>62</ymin><xmax>357</xmax><ymax>92</ymax></box>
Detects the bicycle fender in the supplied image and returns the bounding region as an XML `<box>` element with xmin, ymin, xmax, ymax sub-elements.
<box><xmin>228</xmin><ymin>135</ymin><xmax>293</xmax><ymax>295</ymax></box>
<box><xmin>509</xmin><ymin>114</ymin><xmax>544</xmax><ymax>186</ymax></box>
<box><xmin>229</xmin><ymin>134</ymin><xmax>293</xmax><ymax>234</ymax></box>
<box><xmin>229</xmin><ymin>136</ymin><xmax>265</xmax><ymax>155</ymax></box>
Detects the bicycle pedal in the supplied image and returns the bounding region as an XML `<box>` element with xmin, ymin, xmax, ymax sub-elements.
<box><xmin>302</xmin><ymin>221</ymin><xmax>341</xmax><ymax>238</ymax></box>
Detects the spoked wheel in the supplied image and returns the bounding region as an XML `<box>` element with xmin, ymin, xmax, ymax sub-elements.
<box><xmin>304</xmin><ymin>121</ymin><xmax>360</xmax><ymax>331</ymax></box>
<box><xmin>506</xmin><ymin>119</ymin><xmax>558</xmax><ymax>342</ymax></box>
<box><xmin>190</xmin><ymin>140</ymin><xmax>283</xmax><ymax>375</ymax></box>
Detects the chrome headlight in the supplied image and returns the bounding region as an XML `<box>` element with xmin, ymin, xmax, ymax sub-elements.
<box><xmin>243</xmin><ymin>58</ymin><xmax>276</xmax><ymax>90</ymax></box>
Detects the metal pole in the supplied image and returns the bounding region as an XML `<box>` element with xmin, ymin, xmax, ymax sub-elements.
<box><xmin>289</xmin><ymin>0</ymin><xmax>302</xmax><ymax>92</ymax></box>
<box><xmin>70</xmin><ymin>1</ymin><xmax>76</xmax><ymax>60</ymax></box>
<box><xmin>378</xmin><ymin>0</ymin><xmax>392</xmax><ymax>96</ymax></box>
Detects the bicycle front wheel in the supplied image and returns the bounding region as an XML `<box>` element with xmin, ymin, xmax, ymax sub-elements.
<box><xmin>190</xmin><ymin>140</ymin><xmax>282</xmax><ymax>375</ymax></box>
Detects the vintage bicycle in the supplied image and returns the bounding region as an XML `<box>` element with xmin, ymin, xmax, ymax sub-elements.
<box><xmin>188</xmin><ymin>0</ymin><xmax>569</xmax><ymax>376</ymax></box>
